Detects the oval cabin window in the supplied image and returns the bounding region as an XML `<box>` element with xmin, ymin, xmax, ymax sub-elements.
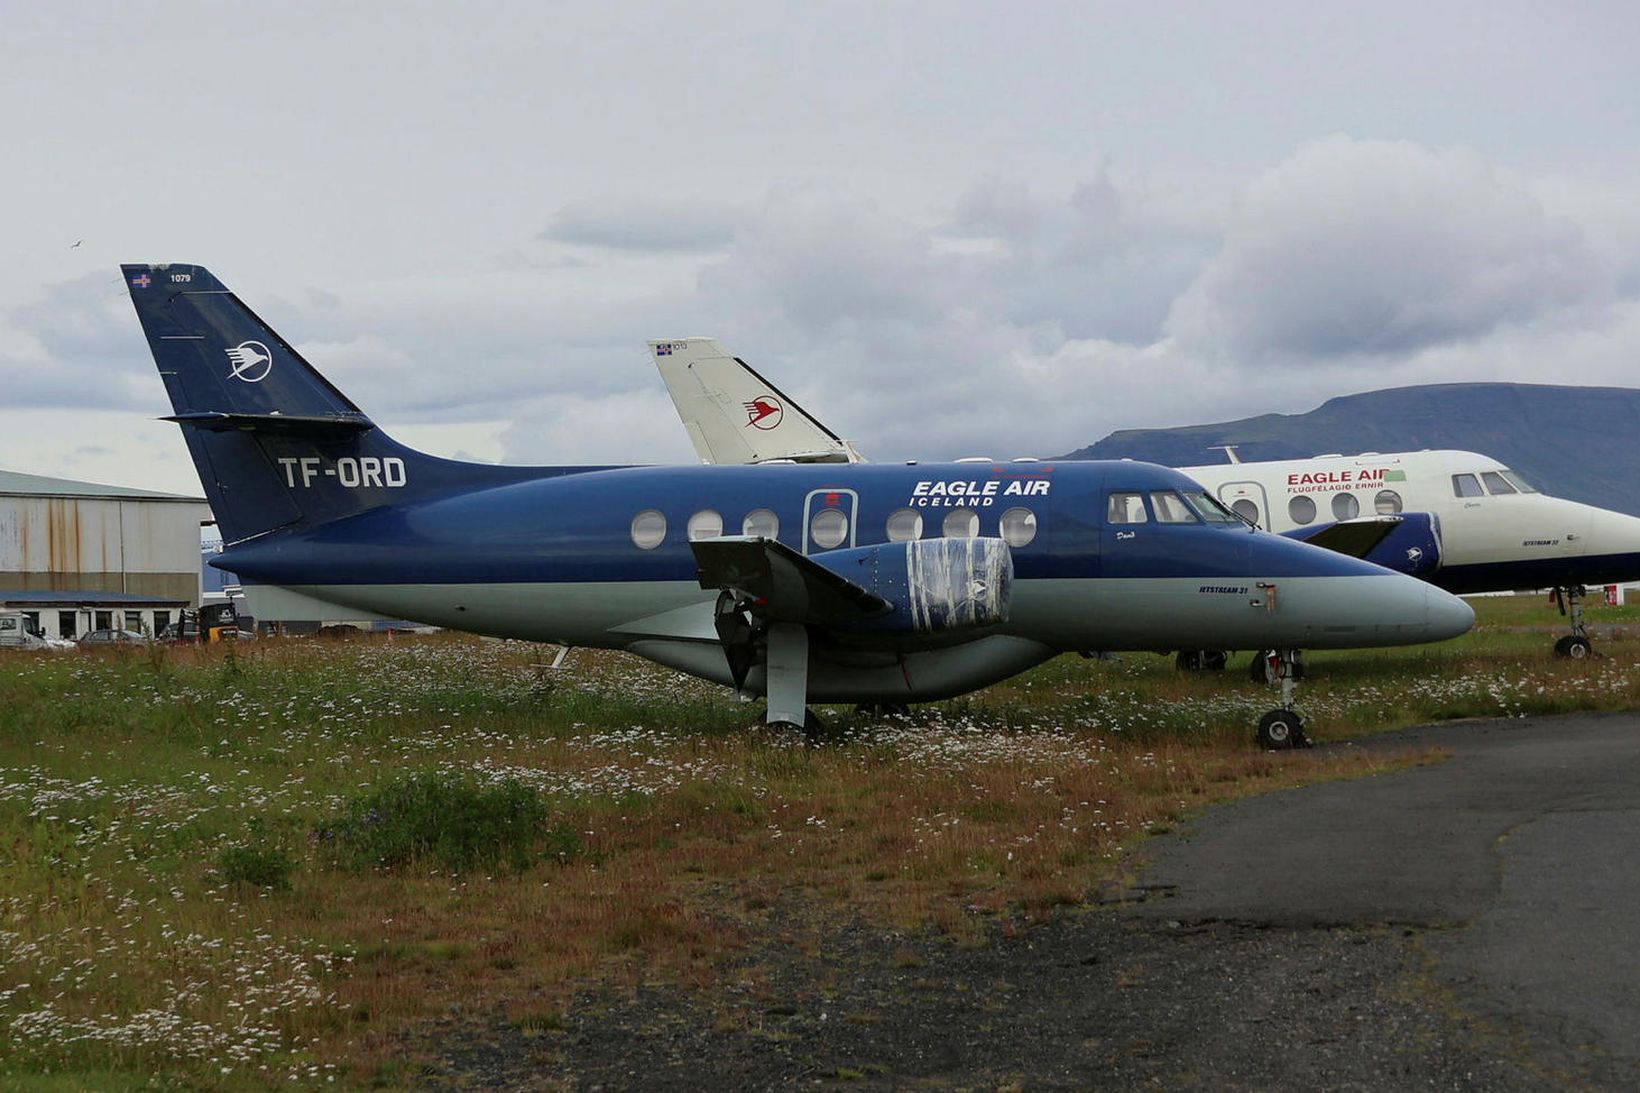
<box><xmin>742</xmin><ymin>508</ymin><xmax>779</xmax><ymax>538</ymax></box>
<box><xmin>686</xmin><ymin>510</ymin><xmax>723</xmax><ymax>541</ymax></box>
<box><xmin>998</xmin><ymin>507</ymin><xmax>1037</xmax><ymax>547</ymax></box>
<box><xmin>1332</xmin><ymin>492</ymin><xmax>1360</xmax><ymax>521</ymax></box>
<box><xmin>1288</xmin><ymin>495</ymin><xmax>1317</xmax><ymax>525</ymax></box>
<box><xmin>810</xmin><ymin>507</ymin><xmax>849</xmax><ymax>550</ymax></box>
<box><xmin>886</xmin><ymin>508</ymin><xmax>923</xmax><ymax>542</ymax></box>
<box><xmin>943</xmin><ymin>507</ymin><xmax>979</xmax><ymax>539</ymax></box>
<box><xmin>630</xmin><ymin>509</ymin><xmax>667</xmax><ymax>549</ymax></box>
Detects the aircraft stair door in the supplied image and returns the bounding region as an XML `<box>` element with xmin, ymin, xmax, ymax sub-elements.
<box><xmin>801</xmin><ymin>488</ymin><xmax>859</xmax><ymax>554</ymax></box>
<box><xmin>1217</xmin><ymin>481</ymin><xmax>1270</xmax><ymax>530</ymax></box>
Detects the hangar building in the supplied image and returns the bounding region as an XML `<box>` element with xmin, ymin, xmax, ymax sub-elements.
<box><xmin>0</xmin><ymin>469</ymin><xmax>212</xmax><ymax>639</ymax></box>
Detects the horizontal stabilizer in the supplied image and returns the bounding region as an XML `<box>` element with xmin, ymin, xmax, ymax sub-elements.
<box><xmin>164</xmin><ymin>411</ymin><xmax>375</xmax><ymax>435</ymax></box>
<box><xmin>692</xmin><ymin>536</ymin><xmax>891</xmax><ymax>624</ymax></box>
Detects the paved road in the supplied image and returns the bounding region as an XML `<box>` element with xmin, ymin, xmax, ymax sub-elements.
<box><xmin>1132</xmin><ymin>711</ymin><xmax>1640</xmax><ymax>1081</ymax></box>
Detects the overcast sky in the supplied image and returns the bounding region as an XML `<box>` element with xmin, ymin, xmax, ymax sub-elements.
<box><xmin>4</xmin><ymin>2</ymin><xmax>1640</xmax><ymax>495</ymax></box>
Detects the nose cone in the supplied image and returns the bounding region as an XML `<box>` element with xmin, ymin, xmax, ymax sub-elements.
<box><xmin>1425</xmin><ymin>583</ymin><xmax>1476</xmax><ymax>641</ymax></box>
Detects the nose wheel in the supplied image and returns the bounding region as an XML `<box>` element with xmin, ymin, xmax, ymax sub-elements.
<box><xmin>1552</xmin><ymin>586</ymin><xmax>1597</xmax><ymax>658</ymax></box>
<box><xmin>1254</xmin><ymin>649</ymin><xmax>1311</xmax><ymax>750</ymax></box>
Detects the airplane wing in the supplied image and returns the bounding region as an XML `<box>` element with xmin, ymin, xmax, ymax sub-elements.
<box><xmin>649</xmin><ymin>337</ymin><xmax>866</xmax><ymax>464</ymax></box>
<box><xmin>1284</xmin><ymin>514</ymin><xmax>1442</xmax><ymax>578</ymax></box>
<box><xmin>691</xmin><ymin>536</ymin><xmax>890</xmax><ymax>624</ymax></box>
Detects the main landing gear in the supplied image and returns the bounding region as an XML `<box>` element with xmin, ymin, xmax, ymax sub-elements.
<box><xmin>716</xmin><ymin>593</ymin><xmax>827</xmax><ymax>741</ymax></box>
<box><xmin>1253</xmin><ymin>649</ymin><xmax>1311</xmax><ymax>751</ymax></box>
<box><xmin>1552</xmin><ymin>585</ymin><xmax>1595</xmax><ymax>659</ymax></box>
<box><xmin>1175</xmin><ymin>650</ymin><xmax>1228</xmax><ymax>671</ymax></box>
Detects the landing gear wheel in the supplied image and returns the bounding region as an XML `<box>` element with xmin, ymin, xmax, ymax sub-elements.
<box><xmin>1176</xmin><ymin>651</ymin><xmax>1228</xmax><ymax>671</ymax></box>
<box><xmin>1555</xmin><ymin>635</ymin><xmax>1593</xmax><ymax>659</ymax></box>
<box><xmin>854</xmin><ymin>702</ymin><xmax>911</xmax><ymax>719</ymax></box>
<box><xmin>1256</xmin><ymin>710</ymin><xmax>1310</xmax><ymax>751</ymax></box>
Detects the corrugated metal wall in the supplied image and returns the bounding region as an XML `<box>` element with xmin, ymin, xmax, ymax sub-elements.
<box><xmin>0</xmin><ymin>497</ymin><xmax>211</xmax><ymax>603</ymax></box>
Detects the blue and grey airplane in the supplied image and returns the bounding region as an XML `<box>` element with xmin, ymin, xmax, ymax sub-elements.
<box><xmin>122</xmin><ymin>264</ymin><xmax>1474</xmax><ymax>749</ymax></box>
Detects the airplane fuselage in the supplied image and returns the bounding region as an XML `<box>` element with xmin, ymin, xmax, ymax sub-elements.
<box><xmin>1183</xmin><ymin>451</ymin><xmax>1640</xmax><ymax>595</ymax></box>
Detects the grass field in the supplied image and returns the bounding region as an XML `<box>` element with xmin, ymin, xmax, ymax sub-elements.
<box><xmin>4</xmin><ymin>596</ymin><xmax>1640</xmax><ymax>1088</ymax></box>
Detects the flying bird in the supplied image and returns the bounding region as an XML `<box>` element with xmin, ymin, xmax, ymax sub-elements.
<box><xmin>69</xmin><ymin>240</ymin><xmax>84</xmax><ymax>249</ymax></box>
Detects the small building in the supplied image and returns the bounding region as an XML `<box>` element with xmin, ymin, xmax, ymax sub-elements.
<box><xmin>0</xmin><ymin>468</ymin><xmax>212</xmax><ymax>639</ymax></box>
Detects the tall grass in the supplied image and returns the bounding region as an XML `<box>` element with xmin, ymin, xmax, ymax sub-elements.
<box><xmin>2</xmin><ymin>601</ymin><xmax>1638</xmax><ymax>1086</ymax></box>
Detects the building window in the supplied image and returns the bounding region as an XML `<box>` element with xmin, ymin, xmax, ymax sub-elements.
<box><xmin>1289</xmin><ymin>495</ymin><xmax>1317</xmax><ymax>525</ymax></box>
<box><xmin>1107</xmin><ymin>492</ymin><xmax>1148</xmax><ymax>524</ymax></box>
<box><xmin>95</xmin><ymin>610</ymin><xmax>112</xmax><ymax>630</ymax></box>
<box><xmin>1375</xmin><ymin>490</ymin><xmax>1402</xmax><ymax>515</ymax></box>
<box><xmin>810</xmin><ymin>507</ymin><xmax>849</xmax><ymax>550</ymax></box>
<box><xmin>1452</xmin><ymin>474</ymin><xmax>1484</xmax><ymax>498</ymax></box>
<box><xmin>742</xmin><ymin>508</ymin><xmax>779</xmax><ymax>539</ymax></box>
<box><xmin>686</xmin><ymin>510</ymin><xmax>723</xmax><ymax>541</ymax></box>
<box><xmin>630</xmin><ymin>509</ymin><xmax>667</xmax><ymax>549</ymax></box>
<box><xmin>154</xmin><ymin>611</ymin><xmax>171</xmax><ymax>637</ymax></box>
<box><xmin>58</xmin><ymin>612</ymin><xmax>77</xmax><ymax>640</ymax></box>
<box><xmin>998</xmin><ymin>508</ymin><xmax>1037</xmax><ymax>547</ymax></box>
<box><xmin>125</xmin><ymin>611</ymin><xmax>144</xmax><ymax>632</ymax></box>
<box><xmin>886</xmin><ymin>508</ymin><xmax>923</xmax><ymax>542</ymax></box>
<box><xmin>1332</xmin><ymin>492</ymin><xmax>1360</xmax><ymax>520</ymax></box>
<box><xmin>943</xmin><ymin>507</ymin><xmax>979</xmax><ymax>539</ymax></box>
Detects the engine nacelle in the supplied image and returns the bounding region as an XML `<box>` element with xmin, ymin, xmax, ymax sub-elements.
<box><xmin>811</xmin><ymin>537</ymin><xmax>1013</xmax><ymax>635</ymax></box>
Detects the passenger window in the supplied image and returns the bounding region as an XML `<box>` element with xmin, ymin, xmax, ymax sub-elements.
<box><xmin>1149</xmin><ymin>492</ymin><xmax>1198</xmax><ymax>524</ymax></box>
<box><xmin>998</xmin><ymin>507</ymin><xmax>1037</xmax><ymax>547</ymax></box>
<box><xmin>1288</xmin><ymin>495</ymin><xmax>1317</xmax><ymax>525</ymax></box>
<box><xmin>630</xmin><ymin>509</ymin><xmax>667</xmax><ymax>549</ymax></box>
<box><xmin>1375</xmin><ymin>489</ymin><xmax>1403</xmax><ymax>515</ymax></box>
<box><xmin>742</xmin><ymin>508</ymin><xmax>779</xmax><ymax>539</ymax></box>
<box><xmin>1230</xmin><ymin>499</ymin><xmax>1260</xmax><ymax>527</ymax></box>
<box><xmin>1481</xmin><ymin>471</ymin><xmax>1516</xmax><ymax>495</ymax></box>
<box><xmin>943</xmin><ymin>507</ymin><xmax>979</xmax><ymax>539</ymax></box>
<box><xmin>686</xmin><ymin>509</ymin><xmax>723</xmax><ymax>540</ymax></box>
<box><xmin>1332</xmin><ymin>492</ymin><xmax>1360</xmax><ymax>520</ymax></box>
<box><xmin>1452</xmin><ymin>474</ymin><xmax>1484</xmax><ymax>498</ymax></box>
<box><xmin>810</xmin><ymin>507</ymin><xmax>849</xmax><ymax>550</ymax></box>
<box><xmin>1107</xmin><ymin>492</ymin><xmax>1148</xmax><ymax>524</ymax></box>
<box><xmin>886</xmin><ymin>508</ymin><xmax>923</xmax><ymax>542</ymax></box>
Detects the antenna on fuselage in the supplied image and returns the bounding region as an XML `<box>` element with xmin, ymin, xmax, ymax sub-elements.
<box><xmin>1208</xmin><ymin>445</ymin><xmax>1242</xmax><ymax>465</ymax></box>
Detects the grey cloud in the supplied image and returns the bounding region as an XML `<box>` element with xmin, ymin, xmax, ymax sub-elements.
<box><xmin>543</xmin><ymin>197</ymin><xmax>744</xmax><ymax>252</ymax></box>
<box><xmin>1167</xmin><ymin>136</ymin><xmax>1612</xmax><ymax>363</ymax></box>
<box><xmin>0</xmin><ymin>274</ymin><xmax>165</xmax><ymax>412</ymax></box>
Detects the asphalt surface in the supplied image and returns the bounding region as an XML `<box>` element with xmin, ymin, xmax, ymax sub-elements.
<box><xmin>1133</xmin><ymin>711</ymin><xmax>1640</xmax><ymax>1084</ymax></box>
<box><xmin>430</xmin><ymin>713</ymin><xmax>1640</xmax><ymax>1089</ymax></box>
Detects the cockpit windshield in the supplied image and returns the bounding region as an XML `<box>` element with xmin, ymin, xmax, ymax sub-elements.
<box><xmin>1180</xmin><ymin>488</ymin><xmax>1243</xmax><ymax>524</ymax></box>
<box><xmin>1500</xmin><ymin>468</ymin><xmax>1539</xmax><ymax>493</ymax></box>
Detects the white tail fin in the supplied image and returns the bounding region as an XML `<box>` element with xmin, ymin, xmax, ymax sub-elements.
<box><xmin>648</xmin><ymin>338</ymin><xmax>866</xmax><ymax>465</ymax></box>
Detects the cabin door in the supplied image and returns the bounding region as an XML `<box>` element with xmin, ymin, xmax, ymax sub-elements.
<box><xmin>801</xmin><ymin>488</ymin><xmax>859</xmax><ymax>554</ymax></box>
<box><xmin>1217</xmin><ymin>481</ymin><xmax>1270</xmax><ymax>530</ymax></box>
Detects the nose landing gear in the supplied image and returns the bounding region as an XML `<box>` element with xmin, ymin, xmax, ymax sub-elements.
<box><xmin>1552</xmin><ymin>585</ymin><xmax>1595</xmax><ymax>659</ymax></box>
<box><xmin>1254</xmin><ymin>649</ymin><xmax>1312</xmax><ymax>750</ymax></box>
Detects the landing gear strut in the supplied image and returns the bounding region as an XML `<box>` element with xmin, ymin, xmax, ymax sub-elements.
<box><xmin>714</xmin><ymin>593</ymin><xmax>825</xmax><ymax>740</ymax></box>
<box><xmin>1254</xmin><ymin>649</ymin><xmax>1311</xmax><ymax>750</ymax></box>
<box><xmin>1552</xmin><ymin>585</ymin><xmax>1594</xmax><ymax>659</ymax></box>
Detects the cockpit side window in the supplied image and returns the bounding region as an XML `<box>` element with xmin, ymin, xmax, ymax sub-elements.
<box><xmin>1181</xmin><ymin>489</ymin><xmax>1242</xmax><ymax>524</ymax></box>
<box><xmin>1481</xmin><ymin>471</ymin><xmax>1516</xmax><ymax>496</ymax></box>
<box><xmin>1107</xmin><ymin>492</ymin><xmax>1148</xmax><ymax>524</ymax></box>
<box><xmin>1452</xmin><ymin>473</ymin><xmax>1484</xmax><ymax>498</ymax></box>
<box><xmin>1149</xmin><ymin>491</ymin><xmax>1199</xmax><ymax>524</ymax></box>
<box><xmin>1500</xmin><ymin>469</ymin><xmax>1539</xmax><ymax>493</ymax></box>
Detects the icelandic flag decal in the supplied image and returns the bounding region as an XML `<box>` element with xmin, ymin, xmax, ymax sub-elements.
<box><xmin>656</xmin><ymin>343</ymin><xmax>672</xmax><ymax>356</ymax></box>
<box><xmin>130</xmin><ymin>274</ymin><xmax>152</xmax><ymax>289</ymax></box>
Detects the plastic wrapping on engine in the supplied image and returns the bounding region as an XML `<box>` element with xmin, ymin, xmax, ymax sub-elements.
<box><xmin>905</xmin><ymin>537</ymin><xmax>1013</xmax><ymax>632</ymax></box>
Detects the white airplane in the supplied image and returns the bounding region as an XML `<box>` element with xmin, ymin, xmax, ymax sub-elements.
<box><xmin>648</xmin><ymin>340</ymin><xmax>1640</xmax><ymax>660</ymax></box>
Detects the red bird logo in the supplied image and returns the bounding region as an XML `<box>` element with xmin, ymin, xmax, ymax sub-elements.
<box><xmin>744</xmin><ymin>395</ymin><xmax>784</xmax><ymax>430</ymax></box>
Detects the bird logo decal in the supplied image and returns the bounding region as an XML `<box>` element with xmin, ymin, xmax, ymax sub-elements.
<box><xmin>744</xmin><ymin>395</ymin><xmax>784</xmax><ymax>431</ymax></box>
<box><xmin>225</xmin><ymin>341</ymin><xmax>273</xmax><ymax>383</ymax></box>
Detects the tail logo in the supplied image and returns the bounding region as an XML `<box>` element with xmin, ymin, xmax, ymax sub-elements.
<box><xmin>744</xmin><ymin>395</ymin><xmax>784</xmax><ymax>431</ymax></box>
<box><xmin>225</xmin><ymin>341</ymin><xmax>273</xmax><ymax>383</ymax></box>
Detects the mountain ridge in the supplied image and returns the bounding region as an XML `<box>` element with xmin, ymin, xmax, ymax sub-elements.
<box><xmin>1058</xmin><ymin>383</ymin><xmax>1640</xmax><ymax>515</ymax></box>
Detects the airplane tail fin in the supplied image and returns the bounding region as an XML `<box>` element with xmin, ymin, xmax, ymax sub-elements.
<box><xmin>122</xmin><ymin>263</ymin><xmax>523</xmax><ymax>543</ymax></box>
<box><xmin>649</xmin><ymin>337</ymin><xmax>865</xmax><ymax>465</ymax></box>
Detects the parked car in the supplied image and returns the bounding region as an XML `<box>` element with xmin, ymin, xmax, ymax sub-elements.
<box><xmin>77</xmin><ymin>629</ymin><xmax>152</xmax><ymax>646</ymax></box>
